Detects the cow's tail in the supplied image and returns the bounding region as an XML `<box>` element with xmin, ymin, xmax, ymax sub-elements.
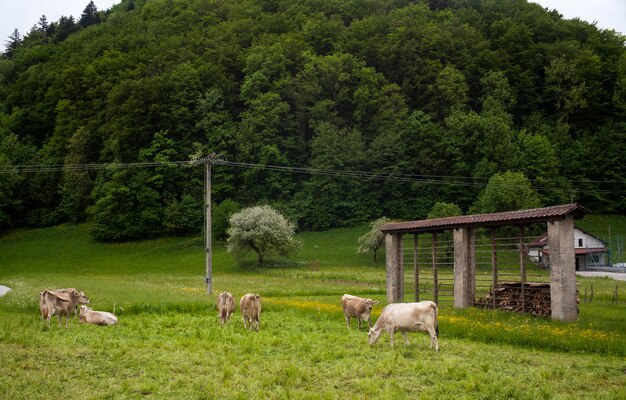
<box><xmin>432</xmin><ymin>302</ymin><xmax>439</xmax><ymax>337</ymax></box>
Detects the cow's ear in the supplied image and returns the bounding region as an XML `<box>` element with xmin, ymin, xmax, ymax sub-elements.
<box><xmin>373</xmin><ymin>301</ymin><xmax>379</xmax><ymax>305</ymax></box>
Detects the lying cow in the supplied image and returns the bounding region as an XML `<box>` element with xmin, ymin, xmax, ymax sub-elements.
<box><xmin>217</xmin><ymin>291</ymin><xmax>235</xmax><ymax>325</ymax></box>
<box><xmin>39</xmin><ymin>289</ymin><xmax>90</xmax><ymax>328</ymax></box>
<box><xmin>79</xmin><ymin>305</ymin><xmax>118</xmax><ymax>326</ymax></box>
<box><xmin>240</xmin><ymin>293</ymin><xmax>262</xmax><ymax>331</ymax></box>
<box><xmin>368</xmin><ymin>301</ymin><xmax>439</xmax><ymax>351</ymax></box>
<box><xmin>341</xmin><ymin>294</ymin><xmax>378</xmax><ymax>330</ymax></box>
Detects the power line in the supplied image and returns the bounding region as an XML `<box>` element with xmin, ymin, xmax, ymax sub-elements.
<box><xmin>1</xmin><ymin>159</ymin><xmax>625</xmax><ymax>195</ymax></box>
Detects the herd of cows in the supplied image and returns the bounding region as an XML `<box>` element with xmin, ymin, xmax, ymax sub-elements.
<box><xmin>37</xmin><ymin>288</ymin><xmax>439</xmax><ymax>350</ymax></box>
<box><xmin>217</xmin><ymin>292</ymin><xmax>440</xmax><ymax>350</ymax></box>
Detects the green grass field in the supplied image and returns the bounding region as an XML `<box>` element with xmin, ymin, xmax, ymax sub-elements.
<box><xmin>1</xmin><ymin>220</ymin><xmax>625</xmax><ymax>399</ymax></box>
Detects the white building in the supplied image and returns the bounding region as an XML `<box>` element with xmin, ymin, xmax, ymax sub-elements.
<box><xmin>528</xmin><ymin>226</ymin><xmax>607</xmax><ymax>270</ymax></box>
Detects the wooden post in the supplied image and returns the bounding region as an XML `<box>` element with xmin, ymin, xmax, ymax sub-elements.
<box><xmin>204</xmin><ymin>156</ymin><xmax>213</xmax><ymax>295</ymax></box>
<box><xmin>491</xmin><ymin>228</ymin><xmax>498</xmax><ymax>310</ymax></box>
<box><xmin>519</xmin><ymin>225</ymin><xmax>526</xmax><ymax>312</ymax></box>
<box><xmin>398</xmin><ymin>234</ymin><xmax>404</xmax><ymax>302</ymax></box>
<box><xmin>432</xmin><ymin>233</ymin><xmax>438</xmax><ymax>304</ymax></box>
<box><xmin>414</xmin><ymin>234</ymin><xmax>419</xmax><ymax>302</ymax></box>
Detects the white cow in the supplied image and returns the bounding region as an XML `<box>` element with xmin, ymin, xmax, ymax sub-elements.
<box><xmin>368</xmin><ymin>301</ymin><xmax>439</xmax><ymax>351</ymax></box>
<box><xmin>79</xmin><ymin>305</ymin><xmax>118</xmax><ymax>326</ymax></box>
<box><xmin>340</xmin><ymin>294</ymin><xmax>378</xmax><ymax>330</ymax></box>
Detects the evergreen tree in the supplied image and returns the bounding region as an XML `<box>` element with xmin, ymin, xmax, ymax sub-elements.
<box><xmin>79</xmin><ymin>1</ymin><xmax>101</xmax><ymax>28</ymax></box>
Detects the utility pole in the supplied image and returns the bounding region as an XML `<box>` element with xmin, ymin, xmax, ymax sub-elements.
<box><xmin>204</xmin><ymin>153</ymin><xmax>216</xmax><ymax>295</ymax></box>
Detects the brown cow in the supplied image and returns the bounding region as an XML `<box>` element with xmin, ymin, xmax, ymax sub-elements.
<box><xmin>240</xmin><ymin>293</ymin><xmax>262</xmax><ymax>331</ymax></box>
<box><xmin>79</xmin><ymin>305</ymin><xmax>118</xmax><ymax>326</ymax></box>
<box><xmin>217</xmin><ymin>291</ymin><xmax>235</xmax><ymax>325</ymax></box>
<box><xmin>51</xmin><ymin>288</ymin><xmax>89</xmax><ymax>319</ymax></box>
<box><xmin>341</xmin><ymin>294</ymin><xmax>379</xmax><ymax>330</ymax></box>
<box><xmin>39</xmin><ymin>289</ymin><xmax>90</xmax><ymax>328</ymax></box>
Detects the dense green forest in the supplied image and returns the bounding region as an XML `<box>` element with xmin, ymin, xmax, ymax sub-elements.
<box><xmin>1</xmin><ymin>0</ymin><xmax>625</xmax><ymax>241</ymax></box>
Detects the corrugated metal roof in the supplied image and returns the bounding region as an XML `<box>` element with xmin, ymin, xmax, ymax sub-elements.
<box><xmin>380</xmin><ymin>204</ymin><xmax>590</xmax><ymax>234</ymax></box>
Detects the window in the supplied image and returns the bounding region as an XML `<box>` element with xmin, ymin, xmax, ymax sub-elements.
<box><xmin>578</xmin><ymin>238</ymin><xmax>583</xmax><ymax>247</ymax></box>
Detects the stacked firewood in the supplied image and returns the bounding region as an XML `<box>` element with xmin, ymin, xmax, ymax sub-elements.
<box><xmin>476</xmin><ymin>282</ymin><xmax>554</xmax><ymax>316</ymax></box>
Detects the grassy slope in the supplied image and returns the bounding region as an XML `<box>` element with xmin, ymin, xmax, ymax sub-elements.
<box><xmin>1</xmin><ymin>218</ymin><xmax>625</xmax><ymax>398</ymax></box>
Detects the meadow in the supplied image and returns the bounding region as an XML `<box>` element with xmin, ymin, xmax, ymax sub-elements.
<box><xmin>1</xmin><ymin>221</ymin><xmax>625</xmax><ymax>399</ymax></box>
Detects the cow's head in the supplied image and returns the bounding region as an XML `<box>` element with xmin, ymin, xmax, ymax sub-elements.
<box><xmin>77</xmin><ymin>291</ymin><xmax>90</xmax><ymax>305</ymax></box>
<box><xmin>79</xmin><ymin>305</ymin><xmax>90</xmax><ymax>315</ymax></box>
<box><xmin>368</xmin><ymin>327</ymin><xmax>381</xmax><ymax>345</ymax></box>
<box><xmin>362</xmin><ymin>298</ymin><xmax>379</xmax><ymax>312</ymax></box>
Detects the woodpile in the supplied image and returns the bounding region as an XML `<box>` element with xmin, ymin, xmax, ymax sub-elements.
<box><xmin>476</xmin><ymin>282</ymin><xmax>578</xmax><ymax>316</ymax></box>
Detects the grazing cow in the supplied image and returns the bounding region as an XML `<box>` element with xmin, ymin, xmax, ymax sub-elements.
<box><xmin>240</xmin><ymin>293</ymin><xmax>262</xmax><ymax>331</ymax></box>
<box><xmin>217</xmin><ymin>291</ymin><xmax>235</xmax><ymax>325</ymax></box>
<box><xmin>39</xmin><ymin>289</ymin><xmax>90</xmax><ymax>328</ymax></box>
<box><xmin>79</xmin><ymin>305</ymin><xmax>118</xmax><ymax>326</ymax></box>
<box><xmin>368</xmin><ymin>301</ymin><xmax>439</xmax><ymax>351</ymax></box>
<box><xmin>341</xmin><ymin>294</ymin><xmax>379</xmax><ymax>330</ymax></box>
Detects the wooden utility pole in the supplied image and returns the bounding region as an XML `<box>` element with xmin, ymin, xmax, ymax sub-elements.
<box><xmin>204</xmin><ymin>153</ymin><xmax>216</xmax><ymax>295</ymax></box>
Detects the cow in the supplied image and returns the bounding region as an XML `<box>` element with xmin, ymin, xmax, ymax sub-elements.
<box><xmin>79</xmin><ymin>305</ymin><xmax>118</xmax><ymax>326</ymax></box>
<box><xmin>368</xmin><ymin>301</ymin><xmax>439</xmax><ymax>351</ymax></box>
<box><xmin>39</xmin><ymin>289</ymin><xmax>90</xmax><ymax>328</ymax></box>
<box><xmin>51</xmin><ymin>288</ymin><xmax>89</xmax><ymax>319</ymax></box>
<box><xmin>340</xmin><ymin>294</ymin><xmax>379</xmax><ymax>330</ymax></box>
<box><xmin>240</xmin><ymin>293</ymin><xmax>262</xmax><ymax>331</ymax></box>
<box><xmin>217</xmin><ymin>291</ymin><xmax>235</xmax><ymax>325</ymax></box>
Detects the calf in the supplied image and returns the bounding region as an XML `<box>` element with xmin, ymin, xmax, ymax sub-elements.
<box><xmin>39</xmin><ymin>289</ymin><xmax>90</xmax><ymax>328</ymax></box>
<box><xmin>217</xmin><ymin>291</ymin><xmax>235</xmax><ymax>325</ymax></box>
<box><xmin>368</xmin><ymin>301</ymin><xmax>439</xmax><ymax>351</ymax></box>
<box><xmin>79</xmin><ymin>305</ymin><xmax>118</xmax><ymax>326</ymax></box>
<box><xmin>341</xmin><ymin>294</ymin><xmax>378</xmax><ymax>330</ymax></box>
<box><xmin>240</xmin><ymin>293</ymin><xmax>262</xmax><ymax>331</ymax></box>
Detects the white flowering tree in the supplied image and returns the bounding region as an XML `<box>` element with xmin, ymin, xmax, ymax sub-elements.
<box><xmin>226</xmin><ymin>205</ymin><xmax>301</xmax><ymax>265</ymax></box>
<box><xmin>357</xmin><ymin>217</ymin><xmax>392</xmax><ymax>262</ymax></box>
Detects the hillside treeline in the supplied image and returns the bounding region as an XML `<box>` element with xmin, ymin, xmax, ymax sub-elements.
<box><xmin>1</xmin><ymin>0</ymin><xmax>625</xmax><ymax>240</ymax></box>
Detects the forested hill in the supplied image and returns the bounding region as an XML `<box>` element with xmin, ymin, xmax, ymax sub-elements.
<box><xmin>1</xmin><ymin>0</ymin><xmax>625</xmax><ymax>241</ymax></box>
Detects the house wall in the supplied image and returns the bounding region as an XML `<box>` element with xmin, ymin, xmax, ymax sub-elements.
<box><xmin>574</xmin><ymin>229</ymin><xmax>604</xmax><ymax>249</ymax></box>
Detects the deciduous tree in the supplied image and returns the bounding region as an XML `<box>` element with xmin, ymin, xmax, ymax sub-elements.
<box><xmin>227</xmin><ymin>205</ymin><xmax>301</xmax><ymax>265</ymax></box>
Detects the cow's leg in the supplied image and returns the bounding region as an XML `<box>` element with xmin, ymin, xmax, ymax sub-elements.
<box><xmin>344</xmin><ymin>314</ymin><xmax>351</xmax><ymax>329</ymax></box>
<box><xmin>386</xmin><ymin>326</ymin><xmax>395</xmax><ymax>347</ymax></box>
<box><xmin>357</xmin><ymin>318</ymin><xmax>362</xmax><ymax>330</ymax></box>
<box><xmin>427</xmin><ymin>327</ymin><xmax>439</xmax><ymax>351</ymax></box>
<box><xmin>402</xmin><ymin>331</ymin><xmax>410</xmax><ymax>346</ymax></box>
